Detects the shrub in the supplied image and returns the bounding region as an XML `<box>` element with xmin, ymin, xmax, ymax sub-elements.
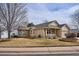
<box><xmin>59</xmin><ymin>38</ymin><xmax>78</xmax><ymax>42</ymax></box>
<box><xmin>66</xmin><ymin>33</ymin><xmax>76</xmax><ymax>38</ymax></box>
<box><xmin>59</xmin><ymin>33</ymin><xmax>78</xmax><ymax>42</ymax></box>
<box><xmin>53</xmin><ymin>34</ymin><xmax>57</xmax><ymax>39</ymax></box>
<box><xmin>11</xmin><ymin>33</ymin><xmax>18</xmax><ymax>38</ymax></box>
<box><xmin>0</xmin><ymin>39</ymin><xmax>11</xmax><ymax>42</ymax></box>
<box><xmin>38</xmin><ymin>35</ymin><xmax>42</xmax><ymax>38</ymax></box>
<box><xmin>30</xmin><ymin>36</ymin><xmax>36</xmax><ymax>39</ymax></box>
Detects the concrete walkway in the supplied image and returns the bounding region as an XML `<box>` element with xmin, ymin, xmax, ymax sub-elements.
<box><xmin>0</xmin><ymin>46</ymin><xmax>79</xmax><ymax>56</ymax></box>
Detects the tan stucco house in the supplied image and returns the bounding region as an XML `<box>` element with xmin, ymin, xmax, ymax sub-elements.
<box><xmin>18</xmin><ymin>20</ymin><xmax>70</xmax><ymax>38</ymax></box>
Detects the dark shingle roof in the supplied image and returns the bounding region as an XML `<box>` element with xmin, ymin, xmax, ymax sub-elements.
<box><xmin>34</xmin><ymin>20</ymin><xmax>59</xmax><ymax>28</ymax></box>
<box><xmin>34</xmin><ymin>20</ymin><xmax>69</xmax><ymax>29</ymax></box>
<box><xmin>60</xmin><ymin>24</ymin><xmax>67</xmax><ymax>27</ymax></box>
<box><xmin>60</xmin><ymin>24</ymin><xmax>70</xmax><ymax>29</ymax></box>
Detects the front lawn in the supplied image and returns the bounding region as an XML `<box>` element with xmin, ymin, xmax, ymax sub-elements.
<box><xmin>0</xmin><ymin>38</ymin><xmax>79</xmax><ymax>47</ymax></box>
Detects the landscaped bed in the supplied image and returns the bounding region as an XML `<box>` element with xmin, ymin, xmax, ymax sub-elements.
<box><xmin>0</xmin><ymin>38</ymin><xmax>79</xmax><ymax>47</ymax></box>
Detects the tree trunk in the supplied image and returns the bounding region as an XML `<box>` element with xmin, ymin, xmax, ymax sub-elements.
<box><xmin>0</xmin><ymin>31</ymin><xmax>1</xmax><ymax>39</ymax></box>
<box><xmin>0</xmin><ymin>27</ymin><xmax>1</xmax><ymax>39</ymax></box>
<box><xmin>7</xmin><ymin>29</ymin><xmax>11</xmax><ymax>39</ymax></box>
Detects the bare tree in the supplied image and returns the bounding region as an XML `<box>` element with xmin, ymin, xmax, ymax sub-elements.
<box><xmin>0</xmin><ymin>3</ymin><xmax>27</xmax><ymax>39</ymax></box>
<box><xmin>43</xmin><ymin>19</ymin><xmax>48</xmax><ymax>23</ymax></box>
<box><xmin>0</xmin><ymin>28</ymin><xmax>1</xmax><ymax>39</ymax></box>
<box><xmin>27</xmin><ymin>23</ymin><xmax>34</xmax><ymax>27</ymax></box>
<box><xmin>0</xmin><ymin>19</ymin><xmax>5</xmax><ymax>39</ymax></box>
<box><xmin>71</xmin><ymin>9</ymin><xmax>79</xmax><ymax>29</ymax></box>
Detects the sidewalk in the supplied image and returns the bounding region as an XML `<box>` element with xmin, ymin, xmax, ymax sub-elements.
<box><xmin>0</xmin><ymin>46</ymin><xmax>79</xmax><ymax>55</ymax></box>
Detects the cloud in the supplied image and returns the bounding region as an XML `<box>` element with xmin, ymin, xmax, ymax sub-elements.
<box><xmin>27</xmin><ymin>4</ymin><xmax>79</xmax><ymax>26</ymax></box>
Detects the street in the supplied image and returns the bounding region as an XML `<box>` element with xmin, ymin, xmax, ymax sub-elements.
<box><xmin>0</xmin><ymin>46</ymin><xmax>79</xmax><ymax>56</ymax></box>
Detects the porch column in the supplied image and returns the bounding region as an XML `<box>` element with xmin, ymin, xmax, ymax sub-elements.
<box><xmin>44</xmin><ymin>29</ymin><xmax>47</xmax><ymax>38</ymax></box>
<box><xmin>76</xmin><ymin>33</ymin><xmax>77</xmax><ymax>38</ymax></box>
<box><xmin>55</xmin><ymin>29</ymin><xmax>56</xmax><ymax>35</ymax></box>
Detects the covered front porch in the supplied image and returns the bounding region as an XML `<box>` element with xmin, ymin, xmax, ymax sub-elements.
<box><xmin>44</xmin><ymin>28</ymin><xmax>61</xmax><ymax>38</ymax></box>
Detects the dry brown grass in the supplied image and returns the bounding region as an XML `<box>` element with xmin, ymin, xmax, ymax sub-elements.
<box><xmin>0</xmin><ymin>38</ymin><xmax>79</xmax><ymax>47</ymax></box>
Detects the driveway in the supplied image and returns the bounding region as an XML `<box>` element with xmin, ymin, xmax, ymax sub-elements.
<box><xmin>0</xmin><ymin>46</ymin><xmax>79</xmax><ymax>56</ymax></box>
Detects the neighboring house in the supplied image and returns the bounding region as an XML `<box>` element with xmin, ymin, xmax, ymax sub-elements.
<box><xmin>1</xmin><ymin>30</ymin><xmax>18</xmax><ymax>38</ymax></box>
<box><xmin>70</xmin><ymin>29</ymin><xmax>79</xmax><ymax>38</ymax></box>
<box><xmin>18</xmin><ymin>20</ymin><xmax>70</xmax><ymax>38</ymax></box>
<box><xmin>1</xmin><ymin>31</ymin><xmax>8</xmax><ymax>38</ymax></box>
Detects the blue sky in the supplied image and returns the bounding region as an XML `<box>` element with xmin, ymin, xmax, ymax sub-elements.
<box><xmin>27</xmin><ymin>3</ymin><xmax>79</xmax><ymax>26</ymax></box>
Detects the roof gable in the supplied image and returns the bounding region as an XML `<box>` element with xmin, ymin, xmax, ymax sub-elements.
<box><xmin>48</xmin><ymin>21</ymin><xmax>59</xmax><ymax>27</ymax></box>
<box><xmin>60</xmin><ymin>24</ymin><xmax>70</xmax><ymax>30</ymax></box>
<box><xmin>34</xmin><ymin>20</ymin><xmax>59</xmax><ymax>28</ymax></box>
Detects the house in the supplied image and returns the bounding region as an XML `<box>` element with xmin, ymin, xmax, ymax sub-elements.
<box><xmin>1</xmin><ymin>30</ymin><xmax>18</xmax><ymax>38</ymax></box>
<box><xmin>18</xmin><ymin>20</ymin><xmax>70</xmax><ymax>38</ymax></box>
<box><xmin>1</xmin><ymin>31</ymin><xmax>8</xmax><ymax>38</ymax></box>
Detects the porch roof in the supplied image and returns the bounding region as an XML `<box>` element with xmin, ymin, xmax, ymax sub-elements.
<box><xmin>44</xmin><ymin>27</ymin><xmax>60</xmax><ymax>29</ymax></box>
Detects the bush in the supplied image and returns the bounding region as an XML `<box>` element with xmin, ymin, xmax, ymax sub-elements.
<box><xmin>11</xmin><ymin>33</ymin><xmax>18</xmax><ymax>38</ymax></box>
<box><xmin>66</xmin><ymin>33</ymin><xmax>76</xmax><ymax>38</ymax></box>
<box><xmin>53</xmin><ymin>35</ymin><xmax>57</xmax><ymax>39</ymax></box>
<box><xmin>59</xmin><ymin>38</ymin><xmax>78</xmax><ymax>42</ymax></box>
<box><xmin>59</xmin><ymin>33</ymin><xmax>77</xmax><ymax>42</ymax></box>
<box><xmin>30</xmin><ymin>36</ymin><xmax>36</xmax><ymax>39</ymax></box>
<box><xmin>0</xmin><ymin>39</ymin><xmax>11</xmax><ymax>42</ymax></box>
<box><xmin>38</xmin><ymin>35</ymin><xmax>42</xmax><ymax>38</ymax></box>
